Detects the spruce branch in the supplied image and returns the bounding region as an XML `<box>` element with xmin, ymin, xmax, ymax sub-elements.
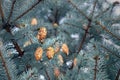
<box><xmin>107</xmin><ymin>17</ymin><xmax>120</xmax><ymax>24</ymax></box>
<box><xmin>110</xmin><ymin>1</ymin><xmax>120</xmax><ymax>16</ymax></box>
<box><xmin>0</xmin><ymin>50</ymin><xmax>11</xmax><ymax>80</ymax></box>
<box><xmin>96</xmin><ymin>21</ymin><xmax>120</xmax><ymax>41</ymax></box>
<box><xmin>95</xmin><ymin>6</ymin><xmax>111</xmax><ymax>18</ymax></box>
<box><xmin>102</xmin><ymin>60</ymin><xmax>118</xmax><ymax>69</ymax></box>
<box><xmin>93</xmin><ymin>56</ymin><xmax>99</xmax><ymax>80</ymax></box>
<box><xmin>115</xmin><ymin>69</ymin><xmax>120</xmax><ymax>80</ymax></box>
<box><xmin>67</xmin><ymin>0</ymin><xmax>90</xmax><ymax>21</ymax></box>
<box><xmin>60</xmin><ymin>29</ymin><xmax>70</xmax><ymax>36</ymax></box>
<box><xmin>7</xmin><ymin>0</ymin><xmax>17</xmax><ymax>23</ymax></box>
<box><xmin>101</xmin><ymin>45</ymin><xmax>120</xmax><ymax>58</ymax></box>
<box><xmin>95</xmin><ymin>1</ymin><xmax>119</xmax><ymax>19</ymax></box>
<box><xmin>12</xmin><ymin>0</ymin><xmax>43</xmax><ymax>22</ymax></box>
<box><xmin>24</xmin><ymin>33</ymin><xmax>33</xmax><ymax>44</ymax></box>
<box><xmin>64</xmin><ymin>23</ymin><xmax>80</xmax><ymax>28</ymax></box>
<box><xmin>17</xmin><ymin>64</ymin><xmax>32</xmax><ymax>76</ymax></box>
<box><xmin>0</xmin><ymin>0</ymin><xmax>5</xmax><ymax>23</ymax></box>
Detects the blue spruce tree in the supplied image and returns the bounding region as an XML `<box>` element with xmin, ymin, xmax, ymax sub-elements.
<box><xmin>0</xmin><ymin>0</ymin><xmax>120</xmax><ymax>80</ymax></box>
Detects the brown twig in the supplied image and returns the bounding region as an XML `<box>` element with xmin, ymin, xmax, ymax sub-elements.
<box><xmin>27</xmin><ymin>72</ymin><xmax>34</xmax><ymax>80</ymax></box>
<box><xmin>101</xmin><ymin>45</ymin><xmax>120</xmax><ymax>58</ymax></box>
<box><xmin>11</xmin><ymin>39</ymin><xmax>24</xmax><ymax>57</ymax></box>
<box><xmin>12</xmin><ymin>0</ymin><xmax>43</xmax><ymax>22</ymax></box>
<box><xmin>115</xmin><ymin>69</ymin><xmax>120</xmax><ymax>80</ymax></box>
<box><xmin>96</xmin><ymin>21</ymin><xmax>120</xmax><ymax>41</ymax></box>
<box><xmin>77</xmin><ymin>20</ymin><xmax>91</xmax><ymax>53</ymax></box>
<box><xmin>0</xmin><ymin>50</ymin><xmax>11</xmax><ymax>80</ymax></box>
<box><xmin>54</xmin><ymin>8</ymin><xmax>59</xmax><ymax>24</ymax></box>
<box><xmin>0</xmin><ymin>0</ymin><xmax>5</xmax><ymax>23</ymax></box>
<box><xmin>93</xmin><ymin>56</ymin><xmax>100</xmax><ymax>80</ymax></box>
<box><xmin>45</xmin><ymin>69</ymin><xmax>50</xmax><ymax>80</ymax></box>
<box><xmin>90</xmin><ymin>0</ymin><xmax>98</xmax><ymax>18</ymax></box>
<box><xmin>77</xmin><ymin>0</ymin><xmax>98</xmax><ymax>53</ymax></box>
<box><xmin>7</xmin><ymin>0</ymin><xmax>16</xmax><ymax>23</ymax></box>
<box><xmin>4</xmin><ymin>24</ymin><xmax>12</xmax><ymax>34</ymax></box>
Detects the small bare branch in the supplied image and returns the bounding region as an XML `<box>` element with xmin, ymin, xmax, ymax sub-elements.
<box><xmin>45</xmin><ymin>69</ymin><xmax>51</xmax><ymax>80</ymax></box>
<box><xmin>0</xmin><ymin>50</ymin><xmax>11</xmax><ymax>80</ymax></box>
<box><xmin>93</xmin><ymin>56</ymin><xmax>100</xmax><ymax>80</ymax></box>
<box><xmin>115</xmin><ymin>69</ymin><xmax>120</xmax><ymax>80</ymax></box>
<box><xmin>7</xmin><ymin>0</ymin><xmax>17</xmax><ymax>23</ymax></box>
<box><xmin>0</xmin><ymin>0</ymin><xmax>5</xmax><ymax>23</ymax></box>
<box><xmin>77</xmin><ymin>0</ymin><xmax>98</xmax><ymax>53</ymax></box>
<box><xmin>11</xmin><ymin>39</ymin><xmax>24</xmax><ymax>57</ymax></box>
<box><xmin>90</xmin><ymin>0</ymin><xmax>98</xmax><ymax>18</ymax></box>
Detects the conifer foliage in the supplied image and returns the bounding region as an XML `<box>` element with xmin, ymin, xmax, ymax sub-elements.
<box><xmin>0</xmin><ymin>0</ymin><xmax>120</xmax><ymax>80</ymax></box>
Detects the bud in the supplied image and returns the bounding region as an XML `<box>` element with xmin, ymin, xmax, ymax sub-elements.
<box><xmin>53</xmin><ymin>23</ymin><xmax>58</xmax><ymax>27</ymax></box>
<box><xmin>46</xmin><ymin>47</ymin><xmax>55</xmax><ymax>59</ymax></box>
<box><xmin>31</xmin><ymin>18</ymin><xmax>38</xmax><ymax>26</ymax></box>
<box><xmin>61</xmin><ymin>43</ymin><xmax>69</xmax><ymax>55</ymax></box>
<box><xmin>55</xmin><ymin>46</ymin><xmax>60</xmax><ymax>53</ymax></box>
<box><xmin>34</xmin><ymin>47</ymin><xmax>43</xmax><ymax>61</ymax></box>
<box><xmin>23</xmin><ymin>40</ymin><xmax>31</xmax><ymax>47</ymax></box>
<box><xmin>54</xmin><ymin>67</ymin><xmax>60</xmax><ymax>77</ymax></box>
<box><xmin>37</xmin><ymin>27</ymin><xmax>47</xmax><ymax>42</ymax></box>
<box><xmin>73</xmin><ymin>58</ymin><xmax>77</xmax><ymax>67</ymax></box>
<box><xmin>58</xmin><ymin>54</ymin><xmax>64</xmax><ymax>66</ymax></box>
